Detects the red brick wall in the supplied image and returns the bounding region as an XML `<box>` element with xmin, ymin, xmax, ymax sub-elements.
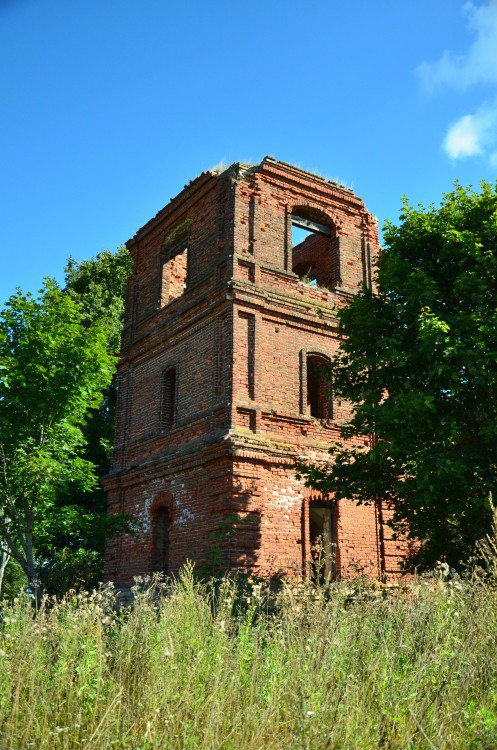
<box><xmin>104</xmin><ymin>158</ymin><xmax>409</xmax><ymax>588</ymax></box>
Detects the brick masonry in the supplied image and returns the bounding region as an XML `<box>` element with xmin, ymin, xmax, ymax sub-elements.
<box><xmin>103</xmin><ymin>157</ymin><xmax>409</xmax><ymax>586</ymax></box>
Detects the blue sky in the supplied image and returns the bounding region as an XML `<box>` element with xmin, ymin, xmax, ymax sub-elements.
<box><xmin>1</xmin><ymin>0</ymin><xmax>496</xmax><ymax>304</ymax></box>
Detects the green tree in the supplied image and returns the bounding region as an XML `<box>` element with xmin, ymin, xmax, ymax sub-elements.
<box><xmin>299</xmin><ymin>182</ymin><xmax>497</xmax><ymax>569</ymax></box>
<box><xmin>64</xmin><ymin>245</ymin><xmax>131</xmax><ymax>353</ymax></box>
<box><xmin>35</xmin><ymin>247</ymin><xmax>133</xmax><ymax>594</ymax></box>
<box><xmin>0</xmin><ymin>280</ymin><xmax>117</xmax><ymax>601</ymax></box>
<box><xmin>0</xmin><ymin>554</ymin><xmax>24</xmax><ymax>600</ymax></box>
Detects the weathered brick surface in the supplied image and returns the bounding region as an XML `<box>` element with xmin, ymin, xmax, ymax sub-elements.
<box><xmin>104</xmin><ymin>158</ymin><xmax>409</xmax><ymax>586</ymax></box>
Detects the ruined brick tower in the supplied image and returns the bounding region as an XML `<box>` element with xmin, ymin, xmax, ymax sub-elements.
<box><xmin>104</xmin><ymin>158</ymin><xmax>407</xmax><ymax>586</ymax></box>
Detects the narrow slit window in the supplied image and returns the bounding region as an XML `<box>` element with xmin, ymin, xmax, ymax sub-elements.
<box><xmin>154</xmin><ymin>507</ymin><xmax>170</xmax><ymax>574</ymax></box>
<box><xmin>161</xmin><ymin>367</ymin><xmax>177</xmax><ymax>431</ymax></box>
<box><xmin>307</xmin><ymin>354</ymin><xmax>332</xmax><ymax>419</ymax></box>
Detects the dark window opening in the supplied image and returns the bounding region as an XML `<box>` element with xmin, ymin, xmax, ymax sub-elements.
<box><xmin>291</xmin><ymin>208</ymin><xmax>337</xmax><ymax>289</ymax></box>
<box><xmin>307</xmin><ymin>354</ymin><xmax>332</xmax><ymax>419</ymax></box>
<box><xmin>154</xmin><ymin>507</ymin><xmax>170</xmax><ymax>574</ymax></box>
<box><xmin>160</xmin><ymin>367</ymin><xmax>177</xmax><ymax>431</ymax></box>
<box><xmin>309</xmin><ymin>503</ymin><xmax>336</xmax><ymax>584</ymax></box>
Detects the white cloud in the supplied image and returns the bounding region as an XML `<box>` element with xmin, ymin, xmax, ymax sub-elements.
<box><xmin>444</xmin><ymin>115</ymin><xmax>482</xmax><ymax>158</ymax></box>
<box><xmin>416</xmin><ymin>2</ymin><xmax>497</xmax><ymax>163</ymax></box>
<box><xmin>417</xmin><ymin>1</ymin><xmax>497</xmax><ymax>92</ymax></box>
<box><xmin>443</xmin><ymin>99</ymin><xmax>497</xmax><ymax>159</ymax></box>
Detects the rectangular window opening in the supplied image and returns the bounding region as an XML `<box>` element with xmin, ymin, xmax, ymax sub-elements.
<box><xmin>309</xmin><ymin>503</ymin><xmax>336</xmax><ymax>583</ymax></box>
<box><xmin>161</xmin><ymin>242</ymin><xmax>188</xmax><ymax>307</ymax></box>
<box><xmin>291</xmin><ymin>212</ymin><xmax>333</xmax><ymax>288</ymax></box>
<box><xmin>307</xmin><ymin>354</ymin><xmax>332</xmax><ymax>420</ymax></box>
<box><xmin>154</xmin><ymin>507</ymin><xmax>170</xmax><ymax>574</ymax></box>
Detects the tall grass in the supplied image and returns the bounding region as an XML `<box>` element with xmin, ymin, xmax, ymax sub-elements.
<box><xmin>1</xmin><ymin>566</ymin><xmax>497</xmax><ymax>749</ymax></box>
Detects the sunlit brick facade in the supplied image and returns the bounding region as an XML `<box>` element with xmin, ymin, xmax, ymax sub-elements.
<box><xmin>103</xmin><ymin>158</ymin><xmax>408</xmax><ymax>586</ymax></box>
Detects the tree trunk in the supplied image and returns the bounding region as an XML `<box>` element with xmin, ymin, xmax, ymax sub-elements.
<box><xmin>24</xmin><ymin>513</ymin><xmax>43</xmax><ymax>607</ymax></box>
<box><xmin>28</xmin><ymin>570</ymin><xmax>43</xmax><ymax>608</ymax></box>
<box><xmin>0</xmin><ymin>548</ymin><xmax>10</xmax><ymax>597</ymax></box>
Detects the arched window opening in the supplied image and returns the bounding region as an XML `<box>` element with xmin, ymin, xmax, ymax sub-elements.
<box><xmin>154</xmin><ymin>507</ymin><xmax>170</xmax><ymax>574</ymax></box>
<box><xmin>309</xmin><ymin>501</ymin><xmax>336</xmax><ymax>584</ymax></box>
<box><xmin>291</xmin><ymin>207</ymin><xmax>336</xmax><ymax>289</ymax></box>
<box><xmin>161</xmin><ymin>367</ymin><xmax>177</xmax><ymax>431</ymax></box>
<box><xmin>307</xmin><ymin>354</ymin><xmax>332</xmax><ymax>419</ymax></box>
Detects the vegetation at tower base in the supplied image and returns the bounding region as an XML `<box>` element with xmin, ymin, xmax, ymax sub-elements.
<box><xmin>299</xmin><ymin>181</ymin><xmax>497</xmax><ymax>569</ymax></box>
<box><xmin>0</xmin><ymin>280</ymin><xmax>117</xmax><ymax>601</ymax></box>
<box><xmin>3</xmin><ymin>565</ymin><xmax>497</xmax><ymax>748</ymax></box>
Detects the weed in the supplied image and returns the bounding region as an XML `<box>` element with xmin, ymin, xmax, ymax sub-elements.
<box><xmin>1</xmin><ymin>565</ymin><xmax>497</xmax><ymax>748</ymax></box>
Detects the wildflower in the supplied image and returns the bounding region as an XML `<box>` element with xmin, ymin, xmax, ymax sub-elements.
<box><xmin>252</xmin><ymin>583</ymin><xmax>262</xmax><ymax>599</ymax></box>
<box><xmin>49</xmin><ymin>726</ymin><xmax>70</xmax><ymax>735</ymax></box>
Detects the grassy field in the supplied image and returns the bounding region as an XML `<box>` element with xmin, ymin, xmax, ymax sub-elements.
<box><xmin>1</xmin><ymin>564</ymin><xmax>497</xmax><ymax>750</ymax></box>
